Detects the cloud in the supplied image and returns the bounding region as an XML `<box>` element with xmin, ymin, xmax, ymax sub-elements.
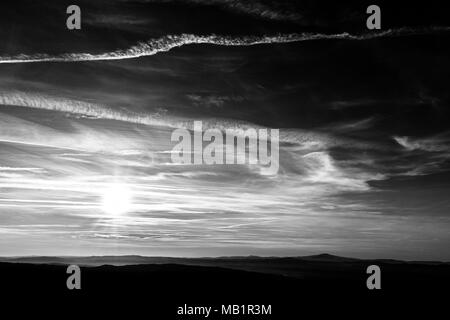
<box><xmin>0</xmin><ymin>167</ymin><xmax>45</xmax><ymax>172</ymax></box>
<box><xmin>0</xmin><ymin>91</ymin><xmax>384</xmax><ymax>188</ymax></box>
<box><xmin>85</xmin><ymin>14</ymin><xmax>151</xmax><ymax>27</ymax></box>
<box><xmin>187</xmin><ymin>94</ymin><xmax>244</xmax><ymax>108</ymax></box>
<box><xmin>392</xmin><ymin>134</ymin><xmax>450</xmax><ymax>176</ymax></box>
<box><xmin>129</xmin><ymin>0</ymin><xmax>303</xmax><ymax>22</ymax></box>
<box><xmin>393</xmin><ymin>135</ymin><xmax>450</xmax><ymax>152</ymax></box>
<box><xmin>324</xmin><ymin>117</ymin><xmax>376</xmax><ymax>132</ymax></box>
<box><xmin>301</xmin><ymin>152</ymin><xmax>384</xmax><ymax>191</ymax></box>
<box><xmin>0</xmin><ymin>91</ymin><xmax>363</xmax><ymax>152</ymax></box>
<box><xmin>0</xmin><ymin>91</ymin><xmax>171</xmax><ymax>127</ymax></box>
<box><xmin>0</xmin><ymin>91</ymin><xmax>256</xmax><ymax>133</ymax></box>
<box><xmin>0</xmin><ymin>27</ymin><xmax>449</xmax><ymax>64</ymax></box>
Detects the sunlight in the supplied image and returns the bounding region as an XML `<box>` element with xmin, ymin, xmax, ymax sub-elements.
<box><xmin>101</xmin><ymin>183</ymin><xmax>132</xmax><ymax>215</ymax></box>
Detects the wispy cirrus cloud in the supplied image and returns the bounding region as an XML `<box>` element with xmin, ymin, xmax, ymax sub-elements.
<box><xmin>0</xmin><ymin>91</ymin><xmax>374</xmax><ymax>153</ymax></box>
<box><xmin>0</xmin><ymin>167</ymin><xmax>46</xmax><ymax>172</ymax></box>
<box><xmin>0</xmin><ymin>91</ymin><xmax>175</xmax><ymax>127</ymax></box>
<box><xmin>302</xmin><ymin>152</ymin><xmax>384</xmax><ymax>191</ymax></box>
<box><xmin>134</xmin><ymin>0</ymin><xmax>303</xmax><ymax>22</ymax></box>
<box><xmin>0</xmin><ymin>90</ymin><xmax>385</xmax><ymax>191</ymax></box>
<box><xmin>393</xmin><ymin>135</ymin><xmax>450</xmax><ymax>152</ymax></box>
<box><xmin>187</xmin><ymin>94</ymin><xmax>244</xmax><ymax>108</ymax></box>
<box><xmin>392</xmin><ymin>134</ymin><xmax>450</xmax><ymax>176</ymax></box>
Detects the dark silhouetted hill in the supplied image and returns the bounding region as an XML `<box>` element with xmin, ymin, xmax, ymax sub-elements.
<box><xmin>1</xmin><ymin>254</ymin><xmax>449</xmax><ymax>318</ymax></box>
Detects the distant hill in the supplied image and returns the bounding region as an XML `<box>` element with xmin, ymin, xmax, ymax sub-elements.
<box><xmin>1</xmin><ymin>254</ymin><xmax>449</xmax><ymax>318</ymax></box>
<box><xmin>0</xmin><ymin>254</ymin><xmax>448</xmax><ymax>280</ymax></box>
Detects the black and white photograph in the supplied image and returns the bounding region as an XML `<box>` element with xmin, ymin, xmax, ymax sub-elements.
<box><xmin>0</xmin><ymin>0</ymin><xmax>449</xmax><ymax>318</ymax></box>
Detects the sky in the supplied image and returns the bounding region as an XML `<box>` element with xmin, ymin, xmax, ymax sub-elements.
<box><xmin>0</xmin><ymin>0</ymin><xmax>449</xmax><ymax>260</ymax></box>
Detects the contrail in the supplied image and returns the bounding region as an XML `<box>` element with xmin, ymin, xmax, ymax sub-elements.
<box><xmin>0</xmin><ymin>27</ymin><xmax>449</xmax><ymax>64</ymax></box>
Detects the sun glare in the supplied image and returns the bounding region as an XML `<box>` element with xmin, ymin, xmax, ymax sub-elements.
<box><xmin>101</xmin><ymin>183</ymin><xmax>132</xmax><ymax>215</ymax></box>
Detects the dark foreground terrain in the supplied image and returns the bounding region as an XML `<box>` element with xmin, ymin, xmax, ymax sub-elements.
<box><xmin>1</xmin><ymin>255</ymin><xmax>449</xmax><ymax>318</ymax></box>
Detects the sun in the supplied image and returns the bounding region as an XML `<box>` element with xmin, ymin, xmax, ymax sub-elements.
<box><xmin>101</xmin><ymin>183</ymin><xmax>132</xmax><ymax>215</ymax></box>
